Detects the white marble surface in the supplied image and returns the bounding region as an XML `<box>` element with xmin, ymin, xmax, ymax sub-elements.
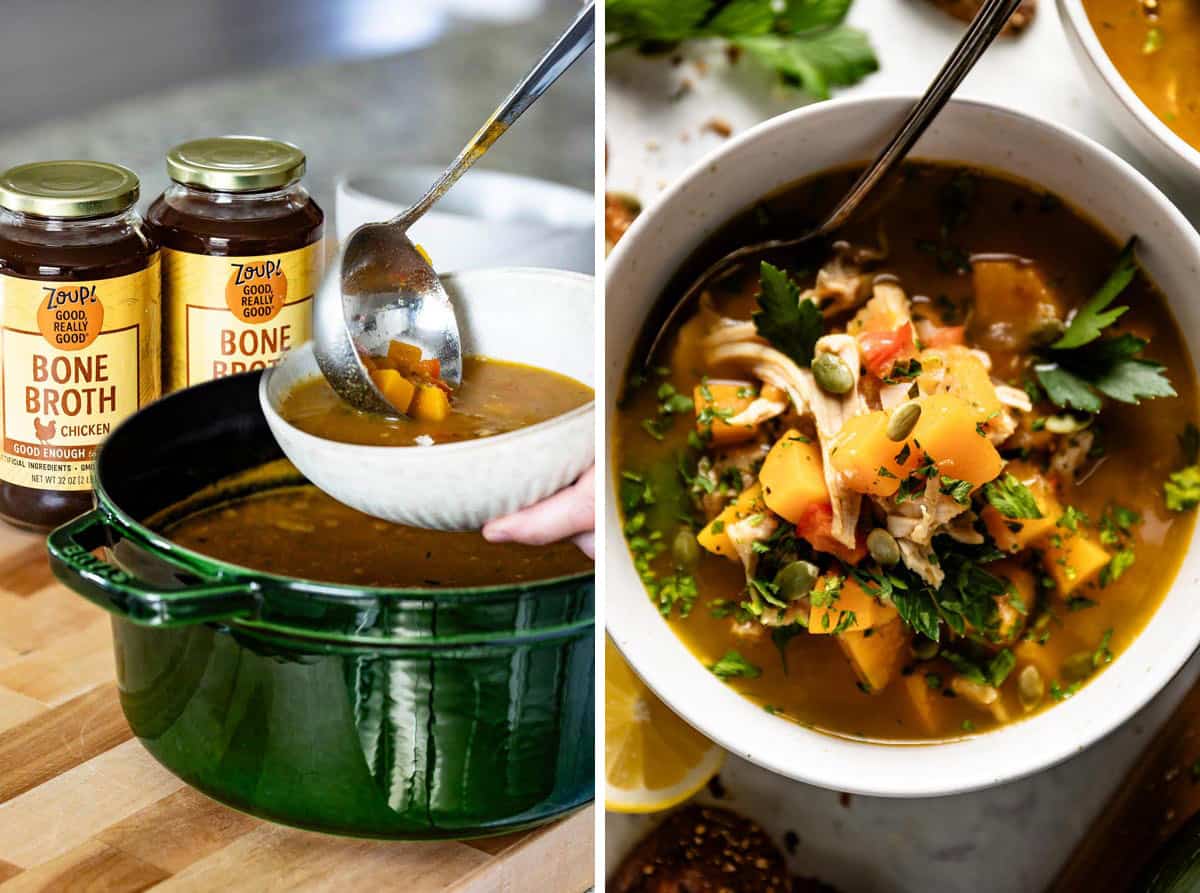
<box><xmin>605</xmin><ymin>1</ymin><xmax>1200</xmax><ymax>890</ymax></box>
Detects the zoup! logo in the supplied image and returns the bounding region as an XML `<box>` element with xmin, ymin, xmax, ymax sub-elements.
<box><xmin>225</xmin><ymin>258</ymin><xmax>286</xmax><ymax>324</ymax></box>
<box><xmin>38</xmin><ymin>284</ymin><xmax>103</xmax><ymax>351</ymax></box>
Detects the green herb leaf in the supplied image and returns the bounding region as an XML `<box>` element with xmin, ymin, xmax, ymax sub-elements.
<box><xmin>606</xmin><ymin>0</ymin><xmax>713</xmax><ymax>43</ymax></box>
<box><xmin>1034</xmin><ymin>363</ymin><xmax>1103</xmax><ymax>414</ymax></box>
<box><xmin>1053</xmin><ymin>238</ymin><xmax>1138</xmax><ymax>350</ymax></box>
<box><xmin>1100</xmin><ymin>549</ymin><xmax>1135</xmax><ymax>587</ymax></box>
<box><xmin>1165</xmin><ymin>466</ymin><xmax>1200</xmax><ymax>511</ymax></box>
<box><xmin>983</xmin><ymin>474</ymin><xmax>1043</xmax><ymax>520</ymax></box>
<box><xmin>771</xmin><ymin>622</ymin><xmax>807</xmax><ymax>674</ymax></box>
<box><xmin>709</xmin><ymin>649</ymin><xmax>763</xmax><ymax>680</ymax></box>
<box><xmin>734</xmin><ymin>27</ymin><xmax>878</xmax><ymax>101</ymax></box>
<box><xmin>987</xmin><ymin>649</ymin><xmax>1017</xmax><ymax>687</ymax></box>
<box><xmin>753</xmin><ymin>262</ymin><xmax>823</xmax><ymax>366</ymax></box>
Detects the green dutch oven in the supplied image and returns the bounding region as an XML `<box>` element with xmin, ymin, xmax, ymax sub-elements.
<box><xmin>46</xmin><ymin>371</ymin><xmax>594</xmax><ymax>840</ymax></box>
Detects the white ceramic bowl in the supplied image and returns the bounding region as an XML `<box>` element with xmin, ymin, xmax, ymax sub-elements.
<box><xmin>335</xmin><ymin>164</ymin><xmax>595</xmax><ymax>274</ymax></box>
<box><xmin>1059</xmin><ymin>0</ymin><xmax>1200</xmax><ymax>190</ymax></box>
<box><xmin>263</xmin><ymin>267</ymin><xmax>594</xmax><ymax>530</ymax></box>
<box><xmin>606</xmin><ymin>95</ymin><xmax>1200</xmax><ymax>797</ymax></box>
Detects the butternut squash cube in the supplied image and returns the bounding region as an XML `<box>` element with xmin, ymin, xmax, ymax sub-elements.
<box><xmin>917</xmin><ymin>345</ymin><xmax>1002</xmax><ymax>422</ymax></box>
<box><xmin>809</xmin><ymin>576</ymin><xmax>898</xmax><ymax>634</ymax></box>
<box><xmin>981</xmin><ymin>461</ymin><xmax>1061</xmax><ymax>553</ymax></box>
<box><xmin>693</xmin><ymin>380</ymin><xmax>758</xmax><ymax>445</ymax></box>
<box><xmin>759</xmin><ymin>430</ymin><xmax>829</xmax><ymax>524</ymax></box>
<box><xmin>837</xmin><ymin>616</ymin><xmax>908</xmax><ymax>694</ymax></box>
<box><xmin>1041</xmin><ymin>530</ymin><xmax>1109</xmax><ymax>595</ymax></box>
<box><xmin>972</xmin><ymin>259</ymin><xmax>1065</xmax><ymax>349</ymax></box>
<box><xmin>410</xmin><ymin>382</ymin><xmax>450</xmax><ymax>422</ymax></box>
<box><xmin>369</xmin><ymin>368</ymin><xmax>415</xmax><ymax>414</ymax></box>
<box><xmin>904</xmin><ymin>672</ymin><xmax>949</xmax><ymax>735</ymax></box>
<box><xmin>830</xmin><ymin>411</ymin><xmax>922</xmax><ymax>497</ymax></box>
<box><xmin>988</xmin><ymin>559</ymin><xmax>1035</xmax><ymax>643</ymax></box>
<box><xmin>386</xmin><ymin>340</ymin><xmax>423</xmax><ymax>371</ymax></box>
<box><xmin>697</xmin><ymin>484</ymin><xmax>766</xmax><ymax>559</ymax></box>
<box><xmin>911</xmin><ymin>393</ymin><xmax>1003</xmax><ymax>486</ymax></box>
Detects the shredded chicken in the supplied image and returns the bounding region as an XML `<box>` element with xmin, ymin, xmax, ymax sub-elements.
<box><xmin>727</xmin><ymin>513</ymin><xmax>778</xmax><ymax>577</ymax></box>
<box><xmin>952</xmin><ymin>676</ymin><xmax>1010</xmax><ymax>724</ymax></box>
<box><xmin>898</xmin><ymin>537</ymin><xmax>945</xmax><ymax>588</ymax></box>
<box><xmin>848</xmin><ymin>279</ymin><xmax>911</xmax><ymax>334</ymax></box>
<box><xmin>801</xmin><ymin>241</ymin><xmax>869</xmax><ymax>317</ymax></box>
<box><xmin>985</xmin><ymin>408</ymin><xmax>1019</xmax><ymax>446</ymax></box>
<box><xmin>724</xmin><ymin>393</ymin><xmax>788</xmax><ymax>428</ymax></box>
<box><xmin>758</xmin><ymin>598</ymin><xmax>810</xmax><ymax>628</ymax></box>
<box><xmin>944</xmin><ymin>511</ymin><xmax>985</xmax><ymax>544</ymax></box>
<box><xmin>878</xmin><ymin>382</ymin><xmax>913</xmax><ymax>411</ymax></box>
<box><xmin>995</xmin><ymin>384</ymin><xmax>1033</xmax><ymax>413</ymax></box>
<box><xmin>1051</xmin><ymin>430</ymin><xmax>1096</xmax><ymax>485</ymax></box>
<box><xmin>698</xmin><ymin>442</ymin><xmax>771</xmax><ymax>519</ymax></box>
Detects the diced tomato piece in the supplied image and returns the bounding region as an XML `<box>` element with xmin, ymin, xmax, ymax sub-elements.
<box><xmin>921</xmin><ymin>324</ymin><xmax>965</xmax><ymax>348</ymax></box>
<box><xmin>858</xmin><ymin>323</ymin><xmax>916</xmax><ymax>379</ymax></box>
<box><xmin>794</xmin><ymin>503</ymin><xmax>867</xmax><ymax>564</ymax></box>
<box><xmin>415</xmin><ymin>358</ymin><xmax>442</xmax><ymax>381</ymax></box>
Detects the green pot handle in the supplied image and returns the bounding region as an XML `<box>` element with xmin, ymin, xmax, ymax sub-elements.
<box><xmin>47</xmin><ymin>509</ymin><xmax>259</xmax><ymax>627</ymax></box>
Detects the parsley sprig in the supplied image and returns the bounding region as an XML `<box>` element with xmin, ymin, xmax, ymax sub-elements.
<box><xmin>606</xmin><ymin>0</ymin><xmax>879</xmax><ymax>100</ymax></box>
<box><xmin>753</xmin><ymin>261</ymin><xmax>824</xmax><ymax>366</ymax></box>
<box><xmin>1034</xmin><ymin>239</ymin><xmax>1176</xmax><ymax>413</ymax></box>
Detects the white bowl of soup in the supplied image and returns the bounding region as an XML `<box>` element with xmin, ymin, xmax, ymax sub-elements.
<box><xmin>1059</xmin><ymin>0</ymin><xmax>1200</xmax><ymax>189</ymax></box>
<box><xmin>263</xmin><ymin>267</ymin><xmax>595</xmax><ymax>530</ymax></box>
<box><xmin>606</xmin><ymin>95</ymin><xmax>1200</xmax><ymax>796</ymax></box>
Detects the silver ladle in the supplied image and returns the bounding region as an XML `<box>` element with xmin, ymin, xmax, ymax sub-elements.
<box><xmin>314</xmin><ymin>1</ymin><xmax>595</xmax><ymax>413</ymax></box>
<box><xmin>642</xmin><ymin>0</ymin><xmax>1025</xmax><ymax>365</ymax></box>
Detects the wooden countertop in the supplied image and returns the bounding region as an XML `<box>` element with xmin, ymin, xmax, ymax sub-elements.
<box><xmin>0</xmin><ymin>525</ymin><xmax>593</xmax><ymax>891</ymax></box>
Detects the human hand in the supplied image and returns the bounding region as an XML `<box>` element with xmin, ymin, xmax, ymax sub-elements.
<box><xmin>482</xmin><ymin>465</ymin><xmax>595</xmax><ymax>558</ymax></box>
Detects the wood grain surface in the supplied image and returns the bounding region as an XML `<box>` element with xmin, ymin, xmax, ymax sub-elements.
<box><xmin>0</xmin><ymin>525</ymin><xmax>594</xmax><ymax>891</ymax></box>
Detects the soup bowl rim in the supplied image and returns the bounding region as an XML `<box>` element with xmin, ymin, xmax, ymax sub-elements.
<box><xmin>262</xmin><ymin>265</ymin><xmax>596</xmax><ymax>456</ymax></box>
<box><xmin>1058</xmin><ymin>0</ymin><xmax>1200</xmax><ymax>181</ymax></box>
<box><xmin>605</xmin><ymin>92</ymin><xmax>1200</xmax><ymax>797</ymax></box>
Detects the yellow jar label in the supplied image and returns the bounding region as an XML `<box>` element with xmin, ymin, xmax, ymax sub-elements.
<box><xmin>163</xmin><ymin>242</ymin><xmax>322</xmax><ymax>391</ymax></box>
<box><xmin>0</xmin><ymin>260</ymin><xmax>161</xmax><ymax>491</ymax></box>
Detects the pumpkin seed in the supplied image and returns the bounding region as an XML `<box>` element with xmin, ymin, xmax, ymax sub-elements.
<box><xmin>911</xmin><ymin>637</ymin><xmax>939</xmax><ymax>660</ymax></box>
<box><xmin>774</xmin><ymin>560</ymin><xmax>819</xmax><ymax>602</ymax></box>
<box><xmin>1062</xmin><ymin>651</ymin><xmax>1095</xmax><ymax>682</ymax></box>
<box><xmin>672</xmin><ymin>527</ymin><xmax>701</xmax><ymax>570</ymax></box>
<box><xmin>867</xmin><ymin>527</ymin><xmax>901</xmax><ymax>566</ymax></box>
<box><xmin>887</xmin><ymin>402</ymin><xmax>922</xmax><ymax>441</ymax></box>
<box><xmin>1044</xmin><ymin>413</ymin><xmax>1092</xmax><ymax>435</ymax></box>
<box><xmin>1018</xmin><ymin>665</ymin><xmax>1045</xmax><ymax>709</ymax></box>
<box><xmin>812</xmin><ymin>352</ymin><xmax>854</xmax><ymax>395</ymax></box>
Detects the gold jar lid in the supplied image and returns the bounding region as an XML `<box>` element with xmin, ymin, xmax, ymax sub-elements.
<box><xmin>166</xmin><ymin>136</ymin><xmax>306</xmax><ymax>192</ymax></box>
<box><xmin>0</xmin><ymin>161</ymin><xmax>139</xmax><ymax>219</ymax></box>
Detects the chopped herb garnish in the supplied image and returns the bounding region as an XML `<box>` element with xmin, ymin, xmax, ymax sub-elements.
<box><xmin>1056</xmin><ymin>506</ymin><xmax>1088</xmax><ymax>533</ymax></box>
<box><xmin>753</xmin><ymin>262</ymin><xmax>824</xmax><ymax>367</ymax></box>
<box><xmin>1100</xmin><ymin>549</ymin><xmax>1135</xmax><ymax>587</ymax></box>
<box><xmin>983</xmin><ymin>473</ymin><xmax>1043</xmax><ymax>520</ymax></box>
<box><xmin>939</xmin><ymin>475</ymin><xmax>973</xmax><ymax>506</ymax></box>
<box><xmin>1166</xmin><ymin>465</ymin><xmax>1200</xmax><ymax>511</ymax></box>
<box><xmin>709</xmin><ymin>649</ymin><xmax>762</xmax><ymax>680</ymax></box>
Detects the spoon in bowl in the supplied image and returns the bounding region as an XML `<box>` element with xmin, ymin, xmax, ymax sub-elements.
<box><xmin>315</xmin><ymin>2</ymin><xmax>595</xmax><ymax>414</ymax></box>
<box><xmin>641</xmin><ymin>0</ymin><xmax>1025</xmax><ymax>366</ymax></box>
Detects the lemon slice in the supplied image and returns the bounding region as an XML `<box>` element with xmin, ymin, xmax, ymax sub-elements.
<box><xmin>605</xmin><ymin>636</ymin><xmax>725</xmax><ymax>814</ymax></box>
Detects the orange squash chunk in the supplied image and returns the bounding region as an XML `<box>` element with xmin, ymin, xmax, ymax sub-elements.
<box><xmin>1041</xmin><ymin>530</ymin><xmax>1109</xmax><ymax>596</ymax></box>
<box><xmin>917</xmin><ymin>345</ymin><xmax>1002</xmax><ymax>422</ymax></box>
<box><xmin>904</xmin><ymin>672</ymin><xmax>950</xmax><ymax>735</ymax></box>
<box><xmin>410</xmin><ymin>382</ymin><xmax>450</xmax><ymax>422</ymax></box>
<box><xmin>981</xmin><ymin>461</ymin><xmax>1061</xmax><ymax>553</ymax></box>
<box><xmin>830</xmin><ymin>411</ymin><xmax>922</xmax><ymax>497</ymax></box>
<box><xmin>697</xmin><ymin>484</ymin><xmax>766</xmax><ymax>559</ymax></box>
<box><xmin>759</xmin><ymin>430</ymin><xmax>828</xmax><ymax>524</ymax></box>
<box><xmin>369</xmin><ymin>369</ymin><xmax>415</xmax><ymax>414</ymax></box>
<box><xmin>693</xmin><ymin>380</ymin><xmax>759</xmax><ymax>445</ymax></box>
<box><xmin>837</xmin><ymin>616</ymin><xmax>908</xmax><ymax>694</ymax></box>
<box><xmin>911</xmin><ymin>393</ymin><xmax>1004</xmax><ymax>486</ymax></box>
<box><xmin>972</xmin><ymin>259</ymin><xmax>1065</xmax><ymax>339</ymax></box>
<box><xmin>387</xmin><ymin>340</ymin><xmax>423</xmax><ymax>371</ymax></box>
<box><xmin>809</xmin><ymin>576</ymin><xmax>898</xmax><ymax>635</ymax></box>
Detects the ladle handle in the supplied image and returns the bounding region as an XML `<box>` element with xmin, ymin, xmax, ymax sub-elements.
<box><xmin>816</xmin><ymin>0</ymin><xmax>1026</xmax><ymax>235</ymax></box>
<box><xmin>392</xmin><ymin>1</ymin><xmax>596</xmax><ymax>231</ymax></box>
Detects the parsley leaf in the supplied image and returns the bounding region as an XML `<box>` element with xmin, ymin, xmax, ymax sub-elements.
<box><xmin>753</xmin><ymin>262</ymin><xmax>823</xmax><ymax>366</ymax></box>
<box><xmin>606</xmin><ymin>0</ymin><xmax>713</xmax><ymax>43</ymax></box>
<box><xmin>1053</xmin><ymin>238</ymin><xmax>1138</xmax><ymax>350</ymax></box>
<box><xmin>709</xmin><ymin>649</ymin><xmax>762</xmax><ymax>679</ymax></box>
<box><xmin>1165</xmin><ymin>465</ymin><xmax>1200</xmax><ymax>511</ymax></box>
<box><xmin>772</xmin><ymin>622</ymin><xmax>807</xmax><ymax>673</ymax></box>
<box><xmin>734</xmin><ymin>28</ymin><xmax>877</xmax><ymax>101</ymax></box>
<box><xmin>1100</xmin><ymin>549</ymin><xmax>1135</xmax><ymax>587</ymax></box>
<box><xmin>983</xmin><ymin>474</ymin><xmax>1043</xmax><ymax>520</ymax></box>
<box><xmin>1035</xmin><ymin>242</ymin><xmax>1175</xmax><ymax>411</ymax></box>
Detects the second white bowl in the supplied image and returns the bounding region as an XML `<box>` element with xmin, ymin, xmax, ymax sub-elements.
<box><xmin>262</xmin><ymin>267</ymin><xmax>595</xmax><ymax>530</ymax></box>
